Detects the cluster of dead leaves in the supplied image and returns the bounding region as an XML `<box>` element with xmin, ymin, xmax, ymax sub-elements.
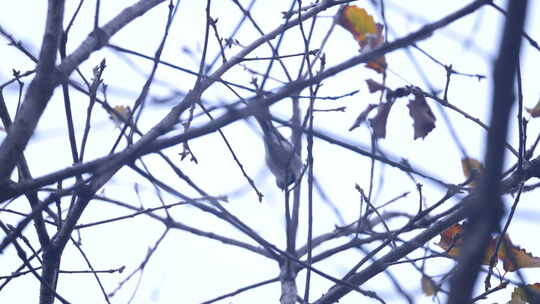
<box><xmin>510</xmin><ymin>283</ymin><xmax>540</xmax><ymax>303</ymax></box>
<box><xmin>350</xmin><ymin>79</ymin><xmax>436</xmax><ymax>140</ymax></box>
<box><xmin>338</xmin><ymin>6</ymin><xmax>438</xmax><ymax>140</ymax></box>
<box><xmin>435</xmin><ymin>222</ymin><xmax>540</xmax><ymax>302</ymax></box>
<box><xmin>337</xmin><ymin>5</ymin><xmax>386</xmax><ymax>73</ymax></box>
<box><xmin>453</xmin><ymin>158</ymin><xmax>540</xmax><ymax>302</ymax></box>
<box><xmin>338</xmin><ymin>6</ymin><xmax>540</xmax><ymax>303</ymax></box>
<box><xmin>420</xmin><ymin>158</ymin><xmax>540</xmax><ymax>302</ymax></box>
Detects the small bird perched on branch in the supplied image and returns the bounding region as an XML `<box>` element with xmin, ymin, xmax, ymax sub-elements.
<box><xmin>254</xmin><ymin>108</ymin><xmax>303</xmax><ymax>189</ymax></box>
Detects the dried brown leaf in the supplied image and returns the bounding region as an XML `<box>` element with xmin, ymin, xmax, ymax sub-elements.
<box><xmin>349</xmin><ymin>104</ymin><xmax>377</xmax><ymax>131</ymax></box>
<box><xmin>369</xmin><ymin>102</ymin><xmax>393</xmax><ymax>139</ymax></box>
<box><xmin>407</xmin><ymin>93</ymin><xmax>436</xmax><ymax>139</ymax></box>
<box><xmin>365</xmin><ymin>79</ymin><xmax>385</xmax><ymax>93</ymax></box>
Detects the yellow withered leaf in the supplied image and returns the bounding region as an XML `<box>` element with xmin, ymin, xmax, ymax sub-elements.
<box><xmin>108</xmin><ymin>105</ymin><xmax>131</xmax><ymax>127</ymax></box>
<box><xmin>337</xmin><ymin>5</ymin><xmax>387</xmax><ymax>74</ymax></box>
<box><xmin>461</xmin><ymin>157</ymin><xmax>483</xmax><ymax>187</ymax></box>
<box><xmin>338</xmin><ymin>6</ymin><xmax>378</xmax><ymax>43</ymax></box>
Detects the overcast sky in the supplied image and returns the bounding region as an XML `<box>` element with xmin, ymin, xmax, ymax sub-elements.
<box><xmin>1</xmin><ymin>1</ymin><xmax>540</xmax><ymax>303</ymax></box>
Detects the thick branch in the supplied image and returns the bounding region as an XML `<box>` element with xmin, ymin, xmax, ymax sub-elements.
<box><xmin>447</xmin><ymin>0</ymin><xmax>529</xmax><ymax>303</ymax></box>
